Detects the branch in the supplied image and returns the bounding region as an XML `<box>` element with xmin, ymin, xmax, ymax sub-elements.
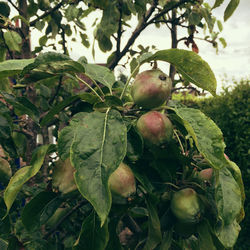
<box><xmin>29</xmin><ymin>1</ymin><xmax>65</xmax><ymax>26</ymax></box>
<box><xmin>107</xmin><ymin>0</ymin><xmax>158</xmax><ymax>70</ymax></box>
<box><xmin>7</xmin><ymin>0</ymin><xmax>24</xmax><ymax>15</ymax></box>
<box><xmin>107</xmin><ymin>0</ymin><xmax>194</xmax><ymax>70</ymax></box>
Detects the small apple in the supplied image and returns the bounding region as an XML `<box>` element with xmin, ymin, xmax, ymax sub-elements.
<box><xmin>109</xmin><ymin>162</ymin><xmax>136</xmax><ymax>198</ymax></box>
<box><xmin>131</xmin><ymin>69</ymin><xmax>172</xmax><ymax>109</ymax></box>
<box><xmin>171</xmin><ymin>188</ymin><xmax>202</xmax><ymax>224</ymax></box>
<box><xmin>136</xmin><ymin>111</ymin><xmax>173</xmax><ymax>146</ymax></box>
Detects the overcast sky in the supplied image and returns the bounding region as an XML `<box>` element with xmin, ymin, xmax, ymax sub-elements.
<box><xmin>24</xmin><ymin>0</ymin><xmax>249</xmax><ymax>93</ymax></box>
<box><xmin>66</xmin><ymin>1</ymin><xmax>250</xmax><ymax>93</ymax></box>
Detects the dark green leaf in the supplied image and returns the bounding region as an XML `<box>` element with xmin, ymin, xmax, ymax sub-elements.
<box><xmin>143</xmin><ymin>196</ymin><xmax>162</xmax><ymax>250</ymax></box>
<box><xmin>40</xmin><ymin>95</ymin><xmax>79</xmax><ymax>127</ymax></box>
<box><xmin>73</xmin><ymin>211</ymin><xmax>109</xmax><ymax>250</ymax></box>
<box><xmin>83</xmin><ymin>63</ymin><xmax>116</xmax><ymax>92</ymax></box>
<box><xmin>3</xmin><ymin>144</ymin><xmax>53</xmax><ymax>216</ymax></box>
<box><xmin>126</xmin><ymin>126</ymin><xmax>143</xmax><ymax>162</ymax></box>
<box><xmin>215</xmin><ymin>220</ymin><xmax>241</xmax><ymax>248</ymax></box>
<box><xmin>197</xmin><ymin>220</ymin><xmax>216</xmax><ymax>250</ymax></box>
<box><xmin>3</xmin><ymin>31</ymin><xmax>22</xmax><ymax>52</ymax></box>
<box><xmin>171</xmin><ymin>107</ymin><xmax>228</xmax><ymax>170</ymax></box>
<box><xmin>0</xmin><ymin>157</ymin><xmax>12</xmax><ymax>185</ymax></box>
<box><xmin>0</xmin><ymin>58</ymin><xmax>34</xmax><ymax>79</ymax></box>
<box><xmin>94</xmin><ymin>96</ymin><xmax>123</xmax><ymax>112</ymax></box>
<box><xmin>59</xmin><ymin>109</ymin><xmax>127</xmax><ymax>225</ymax></box>
<box><xmin>21</xmin><ymin>191</ymin><xmax>57</xmax><ymax>231</ymax></box>
<box><xmin>160</xmin><ymin>231</ymin><xmax>172</xmax><ymax>250</ymax></box>
<box><xmin>142</xmin><ymin>49</ymin><xmax>217</xmax><ymax>95</ymax></box>
<box><xmin>224</xmin><ymin>0</ymin><xmax>240</xmax><ymax>21</ymax></box>
<box><xmin>215</xmin><ymin>167</ymin><xmax>242</xmax><ymax>225</ymax></box>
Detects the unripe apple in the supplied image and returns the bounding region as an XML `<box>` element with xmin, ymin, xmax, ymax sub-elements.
<box><xmin>52</xmin><ymin>158</ymin><xmax>77</xmax><ymax>194</ymax></box>
<box><xmin>199</xmin><ymin>168</ymin><xmax>213</xmax><ymax>181</ymax></box>
<box><xmin>136</xmin><ymin>111</ymin><xmax>173</xmax><ymax>146</ymax></box>
<box><xmin>109</xmin><ymin>162</ymin><xmax>136</xmax><ymax>198</ymax></box>
<box><xmin>170</xmin><ymin>188</ymin><xmax>202</xmax><ymax>224</ymax></box>
<box><xmin>131</xmin><ymin>69</ymin><xmax>172</xmax><ymax>109</ymax></box>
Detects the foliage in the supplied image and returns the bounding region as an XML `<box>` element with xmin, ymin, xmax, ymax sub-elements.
<box><xmin>192</xmin><ymin>80</ymin><xmax>250</xmax><ymax>249</ymax></box>
<box><xmin>0</xmin><ymin>48</ymin><xmax>245</xmax><ymax>249</ymax></box>
<box><xmin>0</xmin><ymin>0</ymin><xmax>244</xmax><ymax>249</ymax></box>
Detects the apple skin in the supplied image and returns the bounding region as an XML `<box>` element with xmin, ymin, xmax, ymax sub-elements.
<box><xmin>109</xmin><ymin>162</ymin><xmax>136</xmax><ymax>198</ymax></box>
<box><xmin>170</xmin><ymin>188</ymin><xmax>202</xmax><ymax>224</ymax></box>
<box><xmin>199</xmin><ymin>168</ymin><xmax>213</xmax><ymax>181</ymax></box>
<box><xmin>131</xmin><ymin>69</ymin><xmax>172</xmax><ymax>109</ymax></box>
<box><xmin>136</xmin><ymin>111</ymin><xmax>173</xmax><ymax>146</ymax></box>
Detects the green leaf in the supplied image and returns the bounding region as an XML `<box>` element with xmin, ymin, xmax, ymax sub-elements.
<box><xmin>171</xmin><ymin>107</ymin><xmax>228</xmax><ymax>169</ymax></box>
<box><xmin>1</xmin><ymin>93</ymin><xmax>40</xmax><ymax>123</ymax></box>
<box><xmin>215</xmin><ymin>167</ymin><xmax>242</xmax><ymax>225</ymax></box>
<box><xmin>215</xmin><ymin>220</ymin><xmax>241</xmax><ymax>248</ymax></box>
<box><xmin>217</xmin><ymin>20</ymin><xmax>223</xmax><ymax>32</ymax></box>
<box><xmin>160</xmin><ymin>231</ymin><xmax>172</xmax><ymax>250</ymax></box>
<box><xmin>93</xmin><ymin>96</ymin><xmax>123</xmax><ymax>112</ymax></box>
<box><xmin>212</xmin><ymin>0</ymin><xmax>224</xmax><ymax>9</ymax></box>
<box><xmin>143</xmin><ymin>196</ymin><xmax>162</xmax><ymax>250</ymax></box>
<box><xmin>83</xmin><ymin>64</ymin><xmax>116</xmax><ymax>92</ymax></box>
<box><xmin>126</xmin><ymin>126</ymin><xmax>143</xmax><ymax>162</ymax></box>
<box><xmin>73</xmin><ymin>211</ymin><xmax>109</xmax><ymax>250</ymax></box>
<box><xmin>3</xmin><ymin>144</ymin><xmax>53</xmax><ymax>216</ymax></box>
<box><xmin>219</xmin><ymin>37</ymin><xmax>227</xmax><ymax>48</ymax></box>
<box><xmin>3</xmin><ymin>31</ymin><xmax>22</xmax><ymax>52</ymax></box>
<box><xmin>0</xmin><ymin>157</ymin><xmax>12</xmax><ymax>185</ymax></box>
<box><xmin>197</xmin><ymin>220</ymin><xmax>216</xmax><ymax>250</ymax></box>
<box><xmin>40</xmin><ymin>95</ymin><xmax>80</xmax><ymax>127</ymax></box>
<box><xmin>224</xmin><ymin>0</ymin><xmax>240</xmax><ymax>21</ymax></box>
<box><xmin>21</xmin><ymin>191</ymin><xmax>57</xmax><ymax>231</ymax></box>
<box><xmin>21</xmin><ymin>52</ymin><xmax>85</xmax><ymax>83</ymax></box>
<box><xmin>141</xmin><ymin>49</ymin><xmax>217</xmax><ymax>95</ymax></box>
<box><xmin>0</xmin><ymin>238</ymin><xmax>8</xmax><ymax>250</ymax></box>
<box><xmin>0</xmin><ymin>58</ymin><xmax>34</xmax><ymax>79</ymax></box>
<box><xmin>59</xmin><ymin>109</ymin><xmax>127</xmax><ymax>225</ymax></box>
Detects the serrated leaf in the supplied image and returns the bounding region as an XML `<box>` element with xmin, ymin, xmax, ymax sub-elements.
<box><xmin>0</xmin><ymin>59</ymin><xmax>34</xmax><ymax>79</ymax></box>
<box><xmin>58</xmin><ymin>109</ymin><xmax>127</xmax><ymax>225</ymax></box>
<box><xmin>141</xmin><ymin>49</ymin><xmax>217</xmax><ymax>95</ymax></box>
<box><xmin>224</xmin><ymin>0</ymin><xmax>240</xmax><ymax>21</ymax></box>
<box><xmin>171</xmin><ymin>107</ymin><xmax>228</xmax><ymax>169</ymax></box>
<box><xmin>3</xmin><ymin>144</ymin><xmax>53</xmax><ymax>216</ymax></box>
<box><xmin>3</xmin><ymin>31</ymin><xmax>22</xmax><ymax>52</ymax></box>
<box><xmin>21</xmin><ymin>191</ymin><xmax>57</xmax><ymax>231</ymax></box>
<box><xmin>83</xmin><ymin>64</ymin><xmax>116</xmax><ymax>92</ymax></box>
<box><xmin>73</xmin><ymin>211</ymin><xmax>109</xmax><ymax>250</ymax></box>
<box><xmin>215</xmin><ymin>167</ymin><xmax>242</xmax><ymax>225</ymax></box>
<box><xmin>215</xmin><ymin>219</ymin><xmax>241</xmax><ymax>248</ymax></box>
<box><xmin>21</xmin><ymin>52</ymin><xmax>85</xmax><ymax>83</ymax></box>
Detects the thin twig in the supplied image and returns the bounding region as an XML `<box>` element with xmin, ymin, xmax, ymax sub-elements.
<box><xmin>30</xmin><ymin>1</ymin><xmax>65</xmax><ymax>27</ymax></box>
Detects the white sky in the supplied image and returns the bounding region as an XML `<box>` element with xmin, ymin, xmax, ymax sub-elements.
<box><xmin>9</xmin><ymin>0</ymin><xmax>250</xmax><ymax>93</ymax></box>
<box><xmin>67</xmin><ymin>0</ymin><xmax>250</xmax><ymax>93</ymax></box>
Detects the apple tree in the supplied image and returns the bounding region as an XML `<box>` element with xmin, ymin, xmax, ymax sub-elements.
<box><xmin>0</xmin><ymin>0</ymin><xmax>244</xmax><ymax>249</ymax></box>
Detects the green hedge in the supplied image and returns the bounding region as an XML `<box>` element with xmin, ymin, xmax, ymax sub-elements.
<box><xmin>174</xmin><ymin>79</ymin><xmax>250</xmax><ymax>249</ymax></box>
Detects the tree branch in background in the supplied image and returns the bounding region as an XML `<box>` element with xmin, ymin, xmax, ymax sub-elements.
<box><xmin>30</xmin><ymin>1</ymin><xmax>65</xmax><ymax>26</ymax></box>
<box><xmin>107</xmin><ymin>0</ymin><xmax>193</xmax><ymax>70</ymax></box>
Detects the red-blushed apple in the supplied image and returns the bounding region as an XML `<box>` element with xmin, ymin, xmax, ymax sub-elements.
<box><xmin>131</xmin><ymin>69</ymin><xmax>172</xmax><ymax>109</ymax></box>
<box><xmin>137</xmin><ymin>111</ymin><xmax>173</xmax><ymax>146</ymax></box>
